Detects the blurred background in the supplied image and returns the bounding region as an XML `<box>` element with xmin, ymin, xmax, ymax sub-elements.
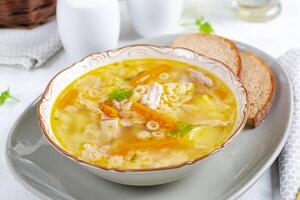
<box><xmin>0</xmin><ymin>0</ymin><xmax>297</xmax><ymax>61</ymax></box>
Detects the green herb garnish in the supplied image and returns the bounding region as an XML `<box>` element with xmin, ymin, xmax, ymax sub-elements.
<box><xmin>195</xmin><ymin>16</ymin><xmax>214</xmax><ymax>34</ymax></box>
<box><xmin>169</xmin><ymin>121</ymin><xmax>194</xmax><ymax>137</ymax></box>
<box><xmin>129</xmin><ymin>153</ymin><xmax>137</xmax><ymax>163</ymax></box>
<box><xmin>108</xmin><ymin>88</ymin><xmax>132</xmax><ymax>102</ymax></box>
<box><xmin>0</xmin><ymin>89</ymin><xmax>19</xmax><ymax>105</ymax></box>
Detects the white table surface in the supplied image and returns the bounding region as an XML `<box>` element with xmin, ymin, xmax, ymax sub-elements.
<box><xmin>1</xmin><ymin>0</ymin><xmax>299</xmax><ymax>199</ymax></box>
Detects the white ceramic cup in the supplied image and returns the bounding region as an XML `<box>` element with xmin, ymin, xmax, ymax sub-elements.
<box><xmin>127</xmin><ymin>0</ymin><xmax>184</xmax><ymax>37</ymax></box>
<box><xmin>57</xmin><ymin>0</ymin><xmax>120</xmax><ymax>59</ymax></box>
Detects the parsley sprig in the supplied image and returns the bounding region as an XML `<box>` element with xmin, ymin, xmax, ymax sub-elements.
<box><xmin>0</xmin><ymin>89</ymin><xmax>19</xmax><ymax>105</ymax></box>
<box><xmin>195</xmin><ymin>16</ymin><xmax>214</xmax><ymax>34</ymax></box>
<box><xmin>108</xmin><ymin>88</ymin><xmax>132</xmax><ymax>102</ymax></box>
<box><xmin>129</xmin><ymin>153</ymin><xmax>137</xmax><ymax>163</ymax></box>
<box><xmin>169</xmin><ymin>121</ymin><xmax>194</xmax><ymax>137</ymax></box>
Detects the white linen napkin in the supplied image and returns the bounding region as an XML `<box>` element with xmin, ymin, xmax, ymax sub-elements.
<box><xmin>278</xmin><ymin>49</ymin><xmax>300</xmax><ymax>200</ymax></box>
<box><xmin>0</xmin><ymin>20</ymin><xmax>62</xmax><ymax>69</ymax></box>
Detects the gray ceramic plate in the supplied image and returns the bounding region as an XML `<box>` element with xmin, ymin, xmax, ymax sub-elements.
<box><xmin>6</xmin><ymin>34</ymin><xmax>293</xmax><ymax>200</ymax></box>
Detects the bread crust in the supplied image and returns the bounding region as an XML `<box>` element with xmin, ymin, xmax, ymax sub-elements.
<box><xmin>209</xmin><ymin>34</ymin><xmax>242</xmax><ymax>76</ymax></box>
<box><xmin>173</xmin><ymin>33</ymin><xmax>275</xmax><ymax>128</ymax></box>
<box><xmin>241</xmin><ymin>52</ymin><xmax>276</xmax><ymax>128</ymax></box>
<box><xmin>173</xmin><ymin>33</ymin><xmax>242</xmax><ymax>76</ymax></box>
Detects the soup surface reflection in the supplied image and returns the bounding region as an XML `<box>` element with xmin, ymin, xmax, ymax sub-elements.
<box><xmin>51</xmin><ymin>59</ymin><xmax>237</xmax><ymax>169</ymax></box>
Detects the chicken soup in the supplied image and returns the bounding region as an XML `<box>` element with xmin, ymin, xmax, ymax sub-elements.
<box><xmin>51</xmin><ymin>59</ymin><xmax>237</xmax><ymax>169</ymax></box>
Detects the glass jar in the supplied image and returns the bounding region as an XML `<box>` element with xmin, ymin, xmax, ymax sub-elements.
<box><xmin>235</xmin><ymin>0</ymin><xmax>281</xmax><ymax>22</ymax></box>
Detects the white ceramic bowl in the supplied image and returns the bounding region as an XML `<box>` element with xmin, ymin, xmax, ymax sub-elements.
<box><xmin>38</xmin><ymin>45</ymin><xmax>248</xmax><ymax>186</ymax></box>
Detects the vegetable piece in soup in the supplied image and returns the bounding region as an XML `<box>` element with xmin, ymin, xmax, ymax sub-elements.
<box><xmin>51</xmin><ymin>59</ymin><xmax>237</xmax><ymax>169</ymax></box>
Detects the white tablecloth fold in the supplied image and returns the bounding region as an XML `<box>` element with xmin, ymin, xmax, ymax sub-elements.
<box><xmin>278</xmin><ymin>49</ymin><xmax>300</xmax><ymax>200</ymax></box>
<box><xmin>0</xmin><ymin>20</ymin><xmax>62</xmax><ymax>69</ymax></box>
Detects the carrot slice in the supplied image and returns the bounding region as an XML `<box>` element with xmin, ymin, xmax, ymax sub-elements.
<box><xmin>58</xmin><ymin>89</ymin><xmax>78</xmax><ymax>109</ymax></box>
<box><xmin>131</xmin><ymin>102</ymin><xmax>179</xmax><ymax>129</ymax></box>
<box><xmin>214</xmin><ymin>87</ymin><xmax>228</xmax><ymax>100</ymax></box>
<box><xmin>100</xmin><ymin>102</ymin><xmax>119</xmax><ymax>118</ymax></box>
<box><xmin>116</xmin><ymin>138</ymin><xmax>178</xmax><ymax>155</ymax></box>
<box><xmin>130</xmin><ymin>64</ymin><xmax>171</xmax><ymax>86</ymax></box>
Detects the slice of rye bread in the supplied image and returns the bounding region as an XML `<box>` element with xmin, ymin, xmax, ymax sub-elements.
<box><xmin>173</xmin><ymin>33</ymin><xmax>241</xmax><ymax>76</ymax></box>
<box><xmin>240</xmin><ymin>51</ymin><xmax>276</xmax><ymax>127</ymax></box>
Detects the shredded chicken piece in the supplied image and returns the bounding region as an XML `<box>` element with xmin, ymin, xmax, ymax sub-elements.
<box><xmin>101</xmin><ymin>113</ymin><xmax>111</xmax><ymax>120</ymax></box>
<box><xmin>141</xmin><ymin>82</ymin><xmax>163</xmax><ymax>109</ymax></box>
<box><xmin>188</xmin><ymin>127</ymin><xmax>204</xmax><ymax>141</ymax></box>
<box><xmin>112</xmin><ymin>100</ymin><xmax>121</xmax><ymax>110</ymax></box>
<box><xmin>188</xmin><ymin>68</ymin><xmax>213</xmax><ymax>87</ymax></box>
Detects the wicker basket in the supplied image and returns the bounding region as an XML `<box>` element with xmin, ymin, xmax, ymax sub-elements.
<box><xmin>0</xmin><ymin>0</ymin><xmax>56</xmax><ymax>29</ymax></box>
